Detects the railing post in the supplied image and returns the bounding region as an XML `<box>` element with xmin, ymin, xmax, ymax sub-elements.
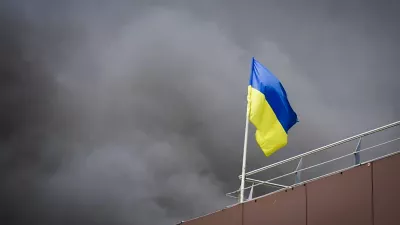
<box><xmin>354</xmin><ymin>137</ymin><xmax>362</xmax><ymax>165</ymax></box>
<box><xmin>248</xmin><ymin>183</ymin><xmax>254</xmax><ymax>200</ymax></box>
<box><xmin>294</xmin><ymin>157</ymin><xmax>303</xmax><ymax>184</ymax></box>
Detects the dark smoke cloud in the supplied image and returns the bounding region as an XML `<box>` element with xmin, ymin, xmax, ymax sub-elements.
<box><xmin>1</xmin><ymin>0</ymin><xmax>399</xmax><ymax>224</ymax></box>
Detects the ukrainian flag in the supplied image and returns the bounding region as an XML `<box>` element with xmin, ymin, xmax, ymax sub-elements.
<box><xmin>247</xmin><ymin>57</ymin><xmax>298</xmax><ymax>157</ymax></box>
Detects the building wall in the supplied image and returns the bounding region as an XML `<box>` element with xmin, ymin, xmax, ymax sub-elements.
<box><xmin>182</xmin><ymin>153</ymin><xmax>400</xmax><ymax>225</ymax></box>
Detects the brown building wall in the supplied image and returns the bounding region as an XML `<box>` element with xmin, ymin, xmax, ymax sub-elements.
<box><xmin>307</xmin><ymin>164</ymin><xmax>373</xmax><ymax>225</ymax></box>
<box><xmin>182</xmin><ymin>153</ymin><xmax>400</xmax><ymax>225</ymax></box>
<box><xmin>373</xmin><ymin>154</ymin><xmax>400</xmax><ymax>225</ymax></box>
<box><xmin>183</xmin><ymin>204</ymin><xmax>242</xmax><ymax>225</ymax></box>
<box><xmin>243</xmin><ymin>185</ymin><xmax>306</xmax><ymax>225</ymax></box>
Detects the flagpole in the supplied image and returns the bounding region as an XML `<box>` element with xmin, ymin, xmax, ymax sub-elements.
<box><xmin>239</xmin><ymin>57</ymin><xmax>253</xmax><ymax>203</ymax></box>
<box><xmin>239</xmin><ymin>107</ymin><xmax>249</xmax><ymax>203</ymax></box>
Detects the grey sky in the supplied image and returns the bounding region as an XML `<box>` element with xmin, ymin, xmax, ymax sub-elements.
<box><xmin>0</xmin><ymin>0</ymin><xmax>399</xmax><ymax>224</ymax></box>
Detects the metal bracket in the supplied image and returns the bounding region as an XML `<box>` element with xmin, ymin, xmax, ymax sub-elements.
<box><xmin>354</xmin><ymin>137</ymin><xmax>362</xmax><ymax>165</ymax></box>
<box><xmin>248</xmin><ymin>183</ymin><xmax>254</xmax><ymax>200</ymax></box>
<box><xmin>294</xmin><ymin>157</ymin><xmax>303</xmax><ymax>184</ymax></box>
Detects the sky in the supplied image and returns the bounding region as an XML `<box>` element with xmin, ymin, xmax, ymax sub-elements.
<box><xmin>0</xmin><ymin>0</ymin><xmax>399</xmax><ymax>224</ymax></box>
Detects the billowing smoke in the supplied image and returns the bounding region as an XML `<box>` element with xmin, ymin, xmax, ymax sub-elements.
<box><xmin>0</xmin><ymin>0</ymin><xmax>399</xmax><ymax>225</ymax></box>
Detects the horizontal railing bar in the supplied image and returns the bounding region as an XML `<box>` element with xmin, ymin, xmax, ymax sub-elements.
<box><xmin>293</xmin><ymin>165</ymin><xmax>357</xmax><ymax>187</ymax></box>
<box><xmin>225</xmin><ymin>193</ymin><xmax>238</xmax><ymax>199</ymax></box>
<box><xmin>245</xmin><ymin>178</ymin><xmax>289</xmax><ymax>188</ymax></box>
<box><xmin>226</xmin><ymin>152</ymin><xmax>400</xmax><ymax>209</ymax></box>
<box><xmin>240</xmin><ymin>120</ymin><xmax>400</xmax><ymax>178</ymax></box>
<box><xmin>363</xmin><ymin>150</ymin><xmax>400</xmax><ymax>165</ymax></box>
<box><xmin>226</xmin><ymin>182</ymin><xmax>265</xmax><ymax>195</ymax></box>
<box><xmin>247</xmin><ymin>164</ymin><xmax>361</xmax><ymax>201</ymax></box>
<box><xmin>266</xmin><ymin>136</ymin><xmax>400</xmax><ymax>183</ymax></box>
<box><xmin>356</xmin><ymin>137</ymin><xmax>400</xmax><ymax>153</ymax></box>
<box><xmin>227</xmin><ymin>150</ymin><xmax>399</xmax><ymax>202</ymax></box>
<box><xmin>292</xmin><ymin>150</ymin><xmax>400</xmax><ymax>188</ymax></box>
<box><xmin>268</xmin><ymin>152</ymin><xmax>355</xmax><ymax>182</ymax></box>
<box><xmin>227</xmin><ymin>177</ymin><xmax>289</xmax><ymax>196</ymax></box>
<box><xmin>228</xmin><ymin>137</ymin><xmax>399</xmax><ymax>197</ymax></box>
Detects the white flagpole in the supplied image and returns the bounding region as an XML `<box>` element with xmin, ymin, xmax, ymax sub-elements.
<box><xmin>239</xmin><ymin>107</ymin><xmax>250</xmax><ymax>203</ymax></box>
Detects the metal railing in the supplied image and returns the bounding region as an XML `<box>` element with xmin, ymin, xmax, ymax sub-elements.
<box><xmin>226</xmin><ymin>120</ymin><xmax>400</xmax><ymax>200</ymax></box>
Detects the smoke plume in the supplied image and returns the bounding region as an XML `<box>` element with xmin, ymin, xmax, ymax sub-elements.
<box><xmin>0</xmin><ymin>0</ymin><xmax>399</xmax><ymax>224</ymax></box>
